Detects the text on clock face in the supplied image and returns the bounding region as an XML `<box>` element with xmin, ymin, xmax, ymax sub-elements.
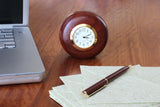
<box><xmin>73</xmin><ymin>26</ymin><xmax>96</xmax><ymax>48</ymax></box>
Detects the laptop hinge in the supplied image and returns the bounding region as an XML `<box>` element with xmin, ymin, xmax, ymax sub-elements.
<box><xmin>0</xmin><ymin>25</ymin><xmax>13</xmax><ymax>29</ymax></box>
<box><xmin>0</xmin><ymin>25</ymin><xmax>28</xmax><ymax>29</ymax></box>
<box><xmin>13</xmin><ymin>25</ymin><xmax>28</xmax><ymax>27</ymax></box>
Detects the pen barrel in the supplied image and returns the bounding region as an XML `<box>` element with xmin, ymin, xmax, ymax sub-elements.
<box><xmin>82</xmin><ymin>66</ymin><xmax>130</xmax><ymax>97</ymax></box>
<box><xmin>106</xmin><ymin>66</ymin><xmax>129</xmax><ymax>83</ymax></box>
<box><xmin>82</xmin><ymin>79</ymin><xmax>108</xmax><ymax>97</ymax></box>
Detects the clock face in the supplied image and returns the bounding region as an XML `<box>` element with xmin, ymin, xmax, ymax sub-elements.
<box><xmin>70</xmin><ymin>24</ymin><xmax>97</xmax><ymax>50</ymax></box>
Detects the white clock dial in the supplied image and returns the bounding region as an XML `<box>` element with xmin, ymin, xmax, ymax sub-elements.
<box><xmin>72</xmin><ymin>26</ymin><xmax>96</xmax><ymax>49</ymax></box>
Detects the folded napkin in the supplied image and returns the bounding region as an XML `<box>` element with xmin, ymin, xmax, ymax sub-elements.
<box><xmin>49</xmin><ymin>65</ymin><xmax>160</xmax><ymax>107</ymax></box>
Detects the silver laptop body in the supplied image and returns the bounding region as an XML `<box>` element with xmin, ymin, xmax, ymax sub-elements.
<box><xmin>0</xmin><ymin>0</ymin><xmax>45</xmax><ymax>85</ymax></box>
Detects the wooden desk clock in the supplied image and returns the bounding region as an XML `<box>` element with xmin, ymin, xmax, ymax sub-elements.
<box><xmin>59</xmin><ymin>11</ymin><xmax>108</xmax><ymax>58</ymax></box>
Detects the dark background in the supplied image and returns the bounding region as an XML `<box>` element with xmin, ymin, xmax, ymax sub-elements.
<box><xmin>0</xmin><ymin>0</ymin><xmax>23</xmax><ymax>24</ymax></box>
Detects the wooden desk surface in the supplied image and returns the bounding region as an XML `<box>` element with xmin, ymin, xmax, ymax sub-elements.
<box><xmin>1</xmin><ymin>0</ymin><xmax>160</xmax><ymax>107</ymax></box>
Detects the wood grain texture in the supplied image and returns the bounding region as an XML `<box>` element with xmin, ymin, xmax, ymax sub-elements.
<box><xmin>1</xmin><ymin>0</ymin><xmax>160</xmax><ymax>107</ymax></box>
<box><xmin>59</xmin><ymin>11</ymin><xmax>108</xmax><ymax>58</ymax></box>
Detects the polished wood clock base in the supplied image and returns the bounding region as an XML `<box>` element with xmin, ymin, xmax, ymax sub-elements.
<box><xmin>59</xmin><ymin>11</ymin><xmax>108</xmax><ymax>59</ymax></box>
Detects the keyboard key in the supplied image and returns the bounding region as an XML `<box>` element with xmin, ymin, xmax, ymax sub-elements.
<box><xmin>0</xmin><ymin>34</ymin><xmax>5</xmax><ymax>38</ymax></box>
<box><xmin>5</xmin><ymin>44</ymin><xmax>16</xmax><ymax>48</ymax></box>
<box><xmin>5</xmin><ymin>34</ymin><xmax>14</xmax><ymax>38</ymax></box>
<box><xmin>1</xmin><ymin>29</ymin><xmax>13</xmax><ymax>33</ymax></box>
<box><xmin>0</xmin><ymin>38</ymin><xmax>14</xmax><ymax>42</ymax></box>
<box><xmin>4</xmin><ymin>41</ymin><xmax>15</xmax><ymax>45</ymax></box>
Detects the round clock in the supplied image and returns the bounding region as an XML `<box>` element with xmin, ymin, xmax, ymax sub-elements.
<box><xmin>59</xmin><ymin>11</ymin><xmax>108</xmax><ymax>58</ymax></box>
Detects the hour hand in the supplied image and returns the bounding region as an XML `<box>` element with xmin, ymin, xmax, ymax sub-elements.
<box><xmin>83</xmin><ymin>34</ymin><xmax>91</xmax><ymax>39</ymax></box>
<box><xmin>83</xmin><ymin>36</ymin><xmax>89</xmax><ymax>39</ymax></box>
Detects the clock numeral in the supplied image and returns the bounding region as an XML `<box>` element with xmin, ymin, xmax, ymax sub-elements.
<box><xmin>76</xmin><ymin>40</ymin><xmax>78</xmax><ymax>43</ymax></box>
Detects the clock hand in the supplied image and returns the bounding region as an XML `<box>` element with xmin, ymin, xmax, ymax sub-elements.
<box><xmin>85</xmin><ymin>34</ymin><xmax>91</xmax><ymax>37</ymax></box>
<box><xmin>83</xmin><ymin>34</ymin><xmax>91</xmax><ymax>39</ymax></box>
<box><xmin>83</xmin><ymin>36</ymin><xmax>89</xmax><ymax>39</ymax></box>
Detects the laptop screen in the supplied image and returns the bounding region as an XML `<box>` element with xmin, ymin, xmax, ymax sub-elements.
<box><xmin>0</xmin><ymin>0</ymin><xmax>23</xmax><ymax>24</ymax></box>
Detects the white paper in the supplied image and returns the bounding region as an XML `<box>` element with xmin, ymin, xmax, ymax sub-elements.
<box><xmin>49</xmin><ymin>65</ymin><xmax>160</xmax><ymax>107</ymax></box>
<box><xmin>50</xmin><ymin>85</ymin><xmax>158</xmax><ymax>107</ymax></box>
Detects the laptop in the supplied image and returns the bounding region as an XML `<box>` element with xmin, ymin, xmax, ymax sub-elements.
<box><xmin>0</xmin><ymin>0</ymin><xmax>45</xmax><ymax>85</ymax></box>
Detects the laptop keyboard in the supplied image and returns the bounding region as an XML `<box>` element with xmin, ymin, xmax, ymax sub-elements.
<box><xmin>0</xmin><ymin>29</ymin><xmax>16</xmax><ymax>49</ymax></box>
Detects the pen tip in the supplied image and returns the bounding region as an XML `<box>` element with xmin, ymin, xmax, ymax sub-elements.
<box><xmin>82</xmin><ymin>91</ymin><xmax>89</xmax><ymax>98</ymax></box>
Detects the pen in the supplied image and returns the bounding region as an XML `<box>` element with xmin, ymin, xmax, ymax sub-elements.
<box><xmin>82</xmin><ymin>65</ymin><xmax>131</xmax><ymax>97</ymax></box>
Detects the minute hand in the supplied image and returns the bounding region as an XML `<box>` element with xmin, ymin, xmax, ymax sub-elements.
<box><xmin>85</xmin><ymin>34</ymin><xmax>91</xmax><ymax>37</ymax></box>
